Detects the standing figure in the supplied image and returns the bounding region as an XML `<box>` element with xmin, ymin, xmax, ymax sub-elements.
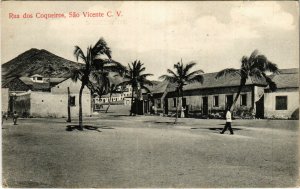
<box><xmin>13</xmin><ymin>111</ymin><xmax>18</xmax><ymax>125</ymax></box>
<box><xmin>2</xmin><ymin>111</ymin><xmax>8</xmax><ymax>125</ymax></box>
<box><xmin>154</xmin><ymin>106</ymin><xmax>157</xmax><ymax>115</ymax></box>
<box><xmin>220</xmin><ymin>108</ymin><xmax>234</xmax><ymax>135</ymax></box>
<box><xmin>180</xmin><ymin>106</ymin><xmax>186</xmax><ymax>118</ymax></box>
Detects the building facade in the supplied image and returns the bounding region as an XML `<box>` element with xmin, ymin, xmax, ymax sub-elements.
<box><xmin>149</xmin><ymin>68</ymin><xmax>298</xmax><ymax>119</ymax></box>
<box><xmin>5</xmin><ymin>77</ymin><xmax>92</xmax><ymax>118</ymax></box>
<box><xmin>264</xmin><ymin>69</ymin><xmax>299</xmax><ymax>119</ymax></box>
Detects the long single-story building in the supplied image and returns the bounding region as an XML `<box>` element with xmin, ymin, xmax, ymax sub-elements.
<box><xmin>147</xmin><ymin>68</ymin><xmax>298</xmax><ymax>119</ymax></box>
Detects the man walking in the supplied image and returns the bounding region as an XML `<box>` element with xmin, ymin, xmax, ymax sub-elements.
<box><xmin>13</xmin><ymin>111</ymin><xmax>18</xmax><ymax>125</ymax></box>
<box><xmin>220</xmin><ymin>108</ymin><xmax>234</xmax><ymax>135</ymax></box>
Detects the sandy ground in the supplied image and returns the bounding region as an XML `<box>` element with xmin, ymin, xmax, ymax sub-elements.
<box><xmin>2</xmin><ymin>108</ymin><xmax>299</xmax><ymax>188</ymax></box>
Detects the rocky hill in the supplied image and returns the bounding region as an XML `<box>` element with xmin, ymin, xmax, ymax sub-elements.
<box><xmin>2</xmin><ymin>48</ymin><xmax>83</xmax><ymax>80</ymax></box>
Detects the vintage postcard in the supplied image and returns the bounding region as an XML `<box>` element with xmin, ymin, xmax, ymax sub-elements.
<box><xmin>1</xmin><ymin>1</ymin><xmax>299</xmax><ymax>188</ymax></box>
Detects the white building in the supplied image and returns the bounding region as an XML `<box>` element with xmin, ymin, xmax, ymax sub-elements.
<box><xmin>264</xmin><ymin>69</ymin><xmax>299</xmax><ymax>119</ymax></box>
<box><xmin>8</xmin><ymin>77</ymin><xmax>92</xmax><ymax>118</ymax></box>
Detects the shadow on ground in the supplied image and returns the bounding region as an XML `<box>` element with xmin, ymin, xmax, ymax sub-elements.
<box><xmin>143</xmin><ymin>120</ymin><xmax>182</xmax><ymax>125</ymax></box>
<box><xmin>66</xmin><ymin>125</ymin><xmax>114</xmax><ymax>132</ymax></box>
<box><xmin>190</xmin><ymin>127</ymin><xmax>243</xmax><ymax>131</ymax></box>
<box><xmin>108</xmin><ymin>115</ymin><xmax>130</xmax><ymax>118</ymax></box>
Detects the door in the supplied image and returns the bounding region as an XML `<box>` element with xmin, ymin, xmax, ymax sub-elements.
<box><xmin>226</xmin><ymin>95</ymin><xmax>233</xmax><ymax>109</ymax></box>
<box><xmin>255</xmin><ymin>95</ymin><xmax>264</xmax><ymax>118</ymax></box>
<box><xmin>144</xmin><ymin>100</ymin><xmax>148</xmax><ymax>114</ymax></box>
<box><xmin>164</xmin><ymin>99</ymin><xmax>168</xmax><ymax>114</ymax></box>
<box><xmin>182</xmin><ymin>98</ymin><xmax>188</xmax><ymax>117</ymax></box>
<box><xmin>202</xmin><ymin>97</ymin><xmax>208</xmax><ymax>115</ymax></box>
<box><xmin>182</xmin><ymin>98</ymin><xmax>187</xmax><ymax>107</ymax></box>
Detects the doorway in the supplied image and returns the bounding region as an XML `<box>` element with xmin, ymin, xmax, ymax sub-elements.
<box><xmin>226</xmin><ymin>95</ymin><xmax>233</xmax><ymax>109</ymax></box>
<box><xmin>164</xmin><ymin>99</ymin><xmax>168</xmax><ymax>114</ymax></box>
<box><xmin>202</xmin><ymin>97</ymin><xmax>208</xmax><ymax>115</ymax></box>
<box><xmin>255</xmin><ymin>95</ymin><xmax>264</xmax><ymax>118</ymax></box>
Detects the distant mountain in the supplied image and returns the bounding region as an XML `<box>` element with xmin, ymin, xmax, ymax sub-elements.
<box><xmin>2</xmin><ymin>48</ymin><xmax>83</xmax><ymax>80</ymax></box>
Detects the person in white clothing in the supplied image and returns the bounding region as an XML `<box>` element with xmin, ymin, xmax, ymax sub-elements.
<box><xmin>220</xmin><ymin>108</ymin><xmax>234</xmax><ymax>134</ymax></box>
<box><xmin>180</xmin><ymin>106</ymin><xmax>186</xmax><ymax>118</ymax></box>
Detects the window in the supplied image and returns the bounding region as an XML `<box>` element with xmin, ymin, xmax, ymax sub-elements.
<box><xmin>173</xmin><ymin>98</ymin><xmax>177</xmax><ymax>107</ymax></box>
<box><xmin>240</xmin><ymin>94</ymin><xmax>247</xmax><ymax>106</ymax></box>
<box><xmin>69</xmin><ymin>96</ymin><xmax>76</xmax><ymax>106</ymax></box>
<box><xmin>213</xmin><ymin>96</ymin><xmax>219</xmax><ymax>107</ymax></box>
<box><xmin>157</xmin><ymin>99</ymin><xmax>161</xmax><ymax>108</ymax></box>
<box><xmin>37</xmin><ymin>77</ymin><xmax>43</xmax><ymax>81</ymax></box>
<box><xmin>276</xmin><ymin>96</ymin><xmax>287</xmax><ymax>110</ymax></box>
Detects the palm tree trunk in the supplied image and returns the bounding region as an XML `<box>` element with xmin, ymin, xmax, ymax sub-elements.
<box><xmin>174</xmin><ymin>90</ymin><xmax>180</xmax><ymax>124</ymax></box>
<box><xmin>105</xmin><ymin>93</ymin><xmax>112</xmax><ymax>113</ymax></box>
<box><xmin>181</xmin><ymin>90</ymin><xmax>184</xmax><ymax>117</ymax></box>
<box><xmin>135</xmin><ymin>90</ymin><xmax>139</xmax><ymax>115</ymax></box>
<box><xmin>130</xmin><ymin>86</ymin><xmax>134</xmax><ymax>116</ymax></box>
<box><xmin>230</xmin><ymin>78</ymin><xmax>246</xmax><ymax>111</ymax></box>
<box><xmin>78</xmin><ymin>84</ymin><xmax>84</xmax><ymax>130</ymax></box>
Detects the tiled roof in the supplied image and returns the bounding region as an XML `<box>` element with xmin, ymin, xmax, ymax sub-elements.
<box><xmin>150</xmin><ymin>68</ymin><xmax>298</xmax><ymax>94</ymax></box>
<box><xmin>267</xmin><ymin>68</ymin><xmax>298</xmax><ymax>89</ymax></box>
<box><xmin>19</xmin><ymin>77</ymin><xmax>34</xmax><ymax>85</ymax></box>
<box><xmin>49</xmin><ymin>78</ymin><xmax>67</xmax><ymax>83</ymax></box>
<box><xmin>19</xmin><ymin>77</ymin><xmax>67</xmax><ymax>86</ymax></box>
<box><xmin>19</xmin><ymin>76</ymin><xmax>68</xmax><ymax>91</ymax></box>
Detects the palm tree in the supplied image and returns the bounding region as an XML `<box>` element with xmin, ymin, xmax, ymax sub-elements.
<box><xmin>71</xmin><ymin>38</ymin><xmax>113</xmax><ymax>130</ymax></box>
<box><xmin>215</xmin><ymin>49</ymin><xmax>279</xmax><ymax>111</ymax></box>
<box><xmin>119</xmin><ymin>60</ymin><xmax>153</xmax><ymax>116</ymax></box>
<box><xmin>159</xmin><ymin>59</ymin><xmax>204</xmax><ymax>124</ymax></box>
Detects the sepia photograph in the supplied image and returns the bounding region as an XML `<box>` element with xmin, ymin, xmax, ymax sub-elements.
<box><xmin>1</xmin><ymin>1</ymin><xmax>299</xmax><ymax>188</ymax></box>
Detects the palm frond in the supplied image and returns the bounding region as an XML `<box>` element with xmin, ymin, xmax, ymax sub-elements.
<box><xmin>139</xmin><ymin>73</ymin><xmax>154</xmax><ymax>78</ymax></box>
<box><xmin>73</xmin><ymin>46</ymin><xmax>86</xmax><ymax>62</ymax></box>
<box><xmin>141</xmin><ymin>79</ymin><xmax>154</xmax><ymax>86</ymax></box>
<box><xmin>249</xmin><ymin>68</ymin><xmax>263</xmax><ymax>80</ymax></box>
<box><xmin>261</xmin><ymin>73</ymin><xmax>277</xmax><ymax>91</ymax></box>
<box><xmin>141</xmin><ymin>85</ymin><xmax>152</xmax><ymax>93</ymax></box>
<box><xmin>103</xmin><ymin>64</ymin><xmax>126</xmax><ymax>75</ymax></box>
<box><xmin>70</xmin><ymin>68</ymin><xmax>84</xmax><ymax>82</ymax></box>
<box><xmin>248</xmin><ymin>49</ymin><xmax>259</xmax><ymax>64</ymax></box>
<box><xmin>93</xmin><ymin>59</ymin><xmax>106</xmax><ymax>71</ymax></box>
<box><xmin>186</xmin><ymin>75</ymin><xmax>204</xmax><ymax>84</ymax></box>
<box><xmin>92</xmin><ymin>38</ymin><xmax>112</xmax><ymax>59</ymax></box>
<box><xmin>166</xmin><ymin>69</ymin><xmax>178</xmax><ymax>78</ymax></box>
<box><xmin>215</xmin><ymin>68</ymin><xmax>240</xmax><ymax>79</ymax></box>
<box><xmin>185</xmin><ymin>69</ymin><xmax>204</xmax><ymax>80</ymax></box>
<box><xmin>159</xmin><ymin>75</ymin><xmax>177</xmax><ymax>83</ymax></box>
<box><xmin>118</xmin><ymin>80</ymin><xmax>132</xmax><ymax>88</ymax></box>
<box><xmin>183</xmin><ymin>62</ymin><xmax>197</xmax><ymax>75</ymax></box>
<box><xmin>266</xmin><ymin>61</ymin><xmax>279</xmax><ymax>74</ymax></box>
<box><xmin>265</xmin><ymin>76</ymin><xmax>277</xmax><ymax>91</ymax></box>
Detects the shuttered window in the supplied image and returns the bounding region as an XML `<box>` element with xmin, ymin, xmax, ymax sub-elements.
<box><xmin>276</xmin><ymin>96</ymin><xmax>287</xmax><ymax>110</ymax></box>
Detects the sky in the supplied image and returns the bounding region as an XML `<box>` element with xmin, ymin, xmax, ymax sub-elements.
<box><xmin>1</xmin><ymin>1</ymin><xmax>299</xmax><ymax>80</ymax></box>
